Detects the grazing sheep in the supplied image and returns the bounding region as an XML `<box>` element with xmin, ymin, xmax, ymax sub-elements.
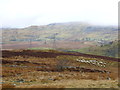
<box><xmin>76</xmin><ymin>59</ymin><xmax>106</xmax><ymax>67</ymax></box>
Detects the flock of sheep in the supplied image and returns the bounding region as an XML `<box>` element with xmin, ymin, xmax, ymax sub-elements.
<box><xmin>76</xmin><ymin>59</ymin><xmax>106</xmax><ymax>67</ymax></box>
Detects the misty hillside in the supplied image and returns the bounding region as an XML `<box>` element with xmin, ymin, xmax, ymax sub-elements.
<box><xmin>1</xmin><ymin>22</ymin><xmax>119</xmax><ymax>58</ymax></box>
<box><xmin>2</xmin><ymin>22</ymin><xmax>118</xmax><ymax>43</ymax></box>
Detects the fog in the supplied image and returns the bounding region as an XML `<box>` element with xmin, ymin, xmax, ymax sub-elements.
<box><xmin>0</xmin><ymin>0</ymin><xmax>118</xmax><ymax>28</ymax></box>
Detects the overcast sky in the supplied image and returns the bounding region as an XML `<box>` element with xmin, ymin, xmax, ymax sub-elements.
<box><xmin>0</xmin><ymin>0</ymin><xmax>119</xmax><ymax>28</ymax></box>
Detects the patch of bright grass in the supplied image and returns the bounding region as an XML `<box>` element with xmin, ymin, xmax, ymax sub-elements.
<box><xmin>28</xmin><ymin>47</ymin><xmax>53</xmax><ymax>50</ymax></box>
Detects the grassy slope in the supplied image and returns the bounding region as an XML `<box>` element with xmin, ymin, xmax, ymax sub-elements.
<box><xmin>70</xmin><ymin>40</ymin><xmax>119</xmax><ymax>58</ymax></box>
<box><xmin>2</xmin><ymin>49</ymin><xmax>118</xmax><ymax>88</ymax></box>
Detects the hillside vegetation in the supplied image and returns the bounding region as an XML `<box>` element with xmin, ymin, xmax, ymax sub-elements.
<box><xmin>2</xmin><ymin>22</ymin><xmax>118</xmax><ymax>43</ymax></box>
<box><xmin>2</xmin><ymin>22</ymin><xmax>118</xmax><ymax>58</ymax></box>
<box><xmin>70</xmin><ymin>40</ymin><xmax>119</xmax><ymax>58</ymax></box>
<box><xmin>2</xmin><ymin>49</ymin><xmax>118</xmax><ymax>88</ymax></box>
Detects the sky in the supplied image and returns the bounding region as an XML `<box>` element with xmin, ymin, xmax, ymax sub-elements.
<box><xmin>0</xmin><ymin>0</ymin><xmax>119</xmax><ymax>28</ymax></box>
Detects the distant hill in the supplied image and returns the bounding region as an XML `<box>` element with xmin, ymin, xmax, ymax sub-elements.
<box><xmin>2</xmin><ymin>22</ymin><xmax>119</xmax><ymax>58</ymax></box>
<box><xmin>2</xmin><ymin>22</ymin><xmax>118</xmax><ymax>43</ymax></box>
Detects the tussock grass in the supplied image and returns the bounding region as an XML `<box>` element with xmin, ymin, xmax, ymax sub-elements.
<box><xmin>2</xmin><ymin>49</ymin><xmax>118</xmax><ymax>88</ymax></box>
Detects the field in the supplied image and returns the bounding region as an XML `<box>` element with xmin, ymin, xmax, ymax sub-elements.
<box><xmin>1</xmin><ymin>49</ymin><xmax>119</xmax><ymax>88</ymax></box>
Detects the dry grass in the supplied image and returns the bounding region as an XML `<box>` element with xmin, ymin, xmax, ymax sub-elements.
<box><xmin>16</xmin><ymin>79</ymin><xmax>118</xmax><ymax>88</ymax></box>
<box><xmin>2</xmin><ymin>50</ymin><xmax>118</xmax><ymax>88</ymax></box>
<box><xmin>2</xmin><ymin>83</ymin><xmax>16</xmax><ymax>88</ymax></box>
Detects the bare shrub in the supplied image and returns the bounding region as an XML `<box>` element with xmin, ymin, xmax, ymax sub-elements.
<box><xmin>56</xmin><ymin>59</ymin><xmax>70</xmax><ymax>71</ymax></box>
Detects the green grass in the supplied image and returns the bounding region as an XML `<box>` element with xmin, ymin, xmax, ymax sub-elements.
<box><xmin>69</xmin><ymin>41</ymin><xmax>119</xmax><ymax>58</ymax></box>
<box><xmin>28</xmin><ymin>47</ymin><xmax>53</xmax><ymax>50</ymax></box>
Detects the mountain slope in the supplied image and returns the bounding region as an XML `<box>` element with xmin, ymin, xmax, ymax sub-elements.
<box><xmin>2</xmin><ymin>22</ymin><xmax>118</xmax><ymax>43</ymax></box>
<box><xmin>1</xmin><ymin>22</ymin><xmax>118</xmax><ymax>58</ymax></box>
